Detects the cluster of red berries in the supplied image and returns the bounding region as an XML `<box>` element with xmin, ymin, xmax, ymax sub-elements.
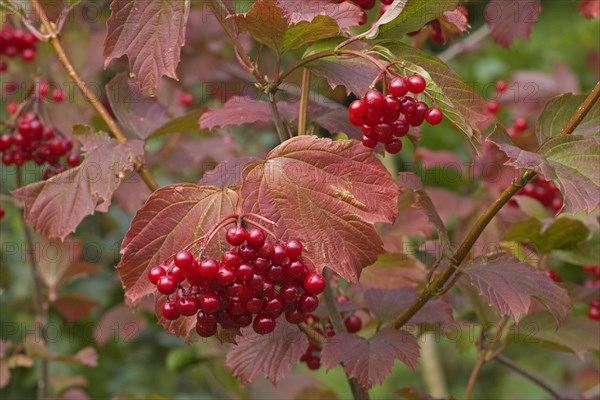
<box><xmin>0</xmin><ymin>112</ymin><xmax>80</xmax><ymax>179</ymax></box>
<box><xmin>484</xmin><ymin>80</ymin><xmax>506</xmax><ymax>116</ymax></box>
<box><xmin>0</xmin><ymin>25</ymin><xmax>38</xmax><ymax>72</ymax></box>
<box><xmin>148</xmin><ymin>226</ymin><xmax>326</xmax><ymax>337</ymax></box>
<box><xmin>511</xmin><ymin>176</ymin><xmax>563</xmax><ymax>213</ymax></box>
<box><xmin>299</xmin><ymin>296</ymin><xmax>363</xmax><ymax>370</ymax></box>
<box><xmin>349</xmin><ymin>74</ymin><xmax>443</xmax><ymax>154</ymax></box>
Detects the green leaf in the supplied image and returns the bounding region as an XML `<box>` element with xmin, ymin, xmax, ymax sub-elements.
<box><xmin>538</xmin><ymin>218</ymin><xmax>590</xmax><ymax>253</ymax></box>
<box><xmin>490</xmin><ymin>127</ymin><xmax>600</xmax><ymax>214</ymax></box>
<box><xmin>510</xmin><ymin>312</ymin><xmax>600</xmax><ymax>358</ymax></box>
<box><xmin>282</xmin><ymin>15</ymin><xmax>340</xmax><ymax>52</ymax></box>
<box><xmin>375</xmin><ymin>42</ymin><xmax>489</xmax><ymax>154</ymax></box>
<box><xmin>364</xmin><ymin>0</ymin><xmax>409</xmax><ymax>39</ymax></box>
<box><xmin>147</xmin><ymin>110</ymin><xmax>203</xmax><ymax>139</ymax></box>
<box><xmin>368</xmin><ymin>0</ymin><xmax>457</xmax><ymax>39</ymax></box>
<box><xmin>511</xmin><ymin>196</ymin><xmax>551</xmax><ymax>219</ymax></box>
<box><xmin>536</xmin><ymin>93</ymin><xmax>600</xmax><ymax>143</ymax></box>
<box><xmin>502</xmin><ymin>217</ymin><xmax>542</xmax><ymax>244</ymax></box>
<box><xmin>554</xmin><ymin>228</ymin><xmax>600</xmax><ymax>266</ymax></box>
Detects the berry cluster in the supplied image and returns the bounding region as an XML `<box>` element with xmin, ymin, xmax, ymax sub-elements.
<box><xmin>299</xmin><ymin>295</ymin><xmax>363</xmax><ymax>370</ymax></box>
<box><xmin>0</xmin><ymin>112</ymin><xmax>80</xmax><ymax>179</ymax></box>
<box><xmin>511</xmin><ymin>176</ymin><xmax>563</xmax><ymax>213</ymax></box>
<box><xmin>148</xmin><ymin>225</ymin><xmax>326</xmax><ymax>337</ymax></box>
<box><xmin>349</xmin><ymin>74</ymin><xmax>443</xmax><ymax>154</ymax></box>
<box><xmin>0</xmin><ymin>24</ymin><xmax>38</xmax><ymax>72</ymax></box>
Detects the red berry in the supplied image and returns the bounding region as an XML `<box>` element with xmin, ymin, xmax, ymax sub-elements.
<box><xmin>485</xmin><ymin>101</ymin><xmax>500</xmax><ymax>115</ymax></box>
<box><xmin>0</xmin><ymin>206</ymin><xmax>5</xmax><ymax>219</ymax></box>
<box><xmin>162</xmin><ymin>301</ymin><xmax>180</xmax><ymax>320</ymax></box>
<box><xmin>263</xmin><ymin>295</ymin><xmax>284</xmax><ymax>316</ymax></box>
<box><xmin>407</xmin><ymin>75</ymin><xmax>426</xmax><ymax>94</ymax></box>
<box><xmin>257</xmin><ymin>241</ymin><xmax>274</xmax><ymax>258</ymax></box>
<box><xmin>196</xmin><ymin>323</ymin><xmax>217</xmax><ymax>337</ymax></box>
<box><xmin>253</xmin><ymin>313</ymin><xmax>276</xmax><ymax>334</ymax></box>
<box><xmin>196</xmin><ymin>311</ymin><xmax>218</xmax><ymax>325</ymax></box>
<box><xmin>235</xmin><ymin>312</ymin><xmax>253</xmax><ymax>328</ymax></box>
<box><xmin>589</xmin><ymin>306</ymin><xmax>600</xmax><ymax>321</ymax></box>
<box><xmin>363</xmin><ymin>89</ymin><xmax>385</xmax><ymax>110</ymax></box>
<box><xmin>66</xmin><ymin>153</ymin><xmax>81</xmax><ymax>167</ymax></box>
<box><xmin>246</xmin><ymin>296</ymin><xmax>265</xmax><ymax>313</ymax></box>
<box><xmin>280</xmin><ymin>284</ymin><xmax>299</xmax><ymax>304</ymax></box>
<box><xmin>546</xmin><ymin>269</ymin><xmax>562</xmax><ymax>283</ymax></box>
<box><xmin>298</xmin><ymin>293</ymin><xmax>319</xmax><ymax>312</ymax></box>
<box><xmin>239</xmin><ymin>243</ymin><xmax>257</xmax><ymax>261</ymax></box>
<box><xmin>148</xmin><ymin>265</ymin><xmax>166</xmax><ymax>285</ymax></box>
<box><xmin>361</xmin><ymin>135</ymin><xmax>378</xmax><ymax>148</ymax></box>
<box><xmin>288</xmin><ymin>260</ymin><xmax>309</xmax><ymax>281</ymax></box>
<box><xmin>236</xmin><ymin>262</ymin><xmax>254</xmax><ymax>282</ymax></box>
<box><xmin>425</xmin><ymin>107</ymin><xmax>444</xmax><ymax>125</ymax></box>
<box><xmin>344</xmin><ymin>315</ymin><xmax>362</xmax><ymax>333</ymax></box>
<box><xmin>306</xmin><ymin>357</ymin><xmax>321</xmax><ymax>370</ymax></box>
<box><xmin>174</xmin><ymin>250</ymin><xmax>195</xmax><ymax>269</ymax></box>
<box><xmin>217</xmin><ymin>266</ymin><xmax>236</xmax><ymax>286</ymax></box>
<box><xmin>177</xmin><ymin>296</ymin><xmax>199</xmax><ymax>316</ymax></box>
<box><xmin>303</xmin><ymin>273</ymin><xmax>326</xmax><ymax>295</ymax></box>
<box><xmin>200</xmin><ymin>258</ymin><xmax>220</xmax><ymax>280</ymax></box>
<box><xmin>247</xmin><ymin>227</ymin><xmax>266</xmax><ymax>248</ymax></box>
<box><xmin>226</xmin><ymin>226</ymin><xmax>248</xmax><ymax>246</ymax></box>
<box><xmin>349</xmin><ymin>100</ymin><xmax>367</xmax><ymax>118</ymax></box>
<box><xmin>271</xmin><ymin>244</ymin><xmax>287</xmax><ymax>265</ymax></box>
<box><xmin>514</xmin><ymin>118</ymin><xmax>528</xmax><ymax>132</ymax></box>
<box><xmin>392</xmin><ymin>119</ymin><xmax>409</xmax><ymax>137</ymax></box>
<box><xmin>179</xmin><ymin>92</ymin><xmax>193</xmax><ymax>106</ymax></box>
<box><xmin>385</xmin><ymin>139</ymin><xmax>402</xmax><ymax>154</ymax></box>
<box><xmin>222</xmin><ymin>250</ymin><xmax>241</xmax><ymax>269</ymax></box>
<box><xmin>285</xmin><ymin>309</ymin><xmax>305</xmax><ymax>324</ymax></box>
<box><xmin>21</xmin><ymin>48</ymin><xmax>35</xmax><ymax>62</ymax></box>
<box><xmin>285</xmin><ymin>239</ymin><xmax>303</xmax><ymax>260</ymax></box>
<box><xmin>199</xmin><ymin>292</ymin><xmax>222</xmax><ymax>313</ymax></box>
<box><xmin>495</xmin><ymin>80</ymin><xmax>507</xmax><ymax>93</ymax></box>
<box><xmin>52</xmin><ymin>88</ymin><xmax>65</xmax><ymax>102</ymax></box>
<box><xmin>157</xmin><ymin>275</ymin><xmax>177</xmax><ymax>294</ymax></box>
<box><xmin>388</xmin><ymin>77</ymin><xmax>409</xmax><ymax>97</ymax></box>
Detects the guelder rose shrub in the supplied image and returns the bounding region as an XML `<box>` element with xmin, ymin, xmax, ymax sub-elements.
<box><xmin>1</xmin><ymin>0</ymin><xmax>599</xmax><ymax>399</ymax></box>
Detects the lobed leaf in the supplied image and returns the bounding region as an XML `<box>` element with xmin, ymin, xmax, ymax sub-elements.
<box><xmin>463</xmin><ymin>254</ymin><xmax>571</xmax><ymax>324</ymax></box>
<box><xmin>485</xmin><ymin>0</ymin><xmax>542</xmax><ymax>48</ymax></box>
<box><xmin>197</xmin><ymin>156</ymin><xmax>260</xmax><ymax>188</ymax></box>
<box><xmin>239</xmin><ymin>136</ymin><xmax>399</xmax><ymax>281</ymax></box>
<box><xmin>359</xmin><ymin>253</ymin><xmax>427</xmax><ymax>289</ymax></box>
<box><xmin>103</xmin><ymin>0</ymin><xmax>190</xmax><ymax>94</ymax></box>
<box><xmin>118</xmin><ymin>184</ymin><xmax>237</xmax><ymax>305</ymax></box>
<box><xmin>536</xmin><ymin>93</ymin><xmax>600</xmax><ymax>143</ymax></box>
<box><xmin>12</xmin><ymin>129</ymin><xmax>144</xmax><ymax>240</ymax></box>
<box><xmin>279</xmin><ymin>0</ymin><xmax>364</xmax><ymax>30</ymax></box>
<box><xmin>225</xmin><ymin>318</ymin><xmax>308</xmax><ymax>384</ymax></box>
<box><xmin>321</xmin><ymin>329</ymin><xmax>420</xmax><ymax>389</ymax></box>
<box><xmin>364</xmin><ymin>287</ymin><xmax>452</xmax><ymax>325</ymax></box>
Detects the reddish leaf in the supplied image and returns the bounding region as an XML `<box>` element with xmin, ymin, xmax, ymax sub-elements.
<box><xmin>118</xmin><ymin>184</ymin><xmax>238</xmax><ymax>305</ymax></box>
<box><xmin>12</xmin><ymin>129</ymin><xmax>144</xmax><ymax>240</ymax></box>
<box><xmin>73</xmin><ymin>347</ymin><xmax>98</xmax><ymax>367</ymax></box>
<box><xmin>359</xmin><ymin>253</ymin><xmax>427</xmax><ymax>289</ymax></box>
<box><xmin>307</xmin><ymin>100</ymin><xmax>362</xmax><ymax>139</ymax></box>
<box><xmin>279</xmin><ymin>0</ymin><xmax>364</xmax><ymax>30</ymax></box>
<box><xmin>440</xmin><ymin>7</ymin><xmax>470</xmax><ymax>35</ymax></box>
<box><xmin>239</xmin><ymin>136</ymin><xmax>399</xmax><ymax>281</ymax></box>
<box><xmin>463</xmin><ymin>253</ymin><xmax>571</xmax><ymax>323</ymax></box>
<box><xmin>197</xmin><ymin>156</ymin><xmax>260</xmax><ymax>188</ymax></box>
<box><xmin>249</xmin><ymin>372</ymin><xmax>320</xmax><ymax>400</ymax></box>
<box><xmin>103</xmin><ymin>0</ymin><xmax>190</xmax><ymax>94</ymax></box>
<box><xmin>485</xmin><ymin>0</ymin><xmax>542</xmax><ymax>47</ymax></box>
<box><xmin>113</xmin><ymin>174</ymin><xmax>152</xmax><ymax>214</ymax></box>
<box><xmin>58</xmin><ymin>389</ymin><xmax>90</xmax><ymax>400</ymax></box>
<box><xmin>199</xmin><ymin>96</ymin><xmax>298</xmax><ymax>131</ymax></box>
<box><xmin>94</xmin><ymin>305</ymin><xmax>147</xmax><ymax>345</ymax></box>
<box><xmin>105</xmin><ymin>73</ymin><xmax>170</xmax><ymax>139</ymax></box>
<box><xmin>490</xmin><ymin>126</ymin><xmax>600</xmax><ymax>214</ymax></box>
<box><xmin>54</xmin><ymin>293</ymin><xmax>100</xmax><ymax>322</ymax></box>
<box><xmin>225</xmin><ymin>318</ymin><xmax>308</xmax><ymax>384</ymax></box>
<box><xmin>231</xmin><ymin>0</ymin><xmax>340</xmax><ymax>53</ymax></box>
<box><xmin>364</xmin><ymin>287</ymin><xmax>453</xmax><ymax>325</ymax></box>
<box><xmin>579</xmin><ymin>0</ymin><xmax>600</xmax><ymax>18</ymax></box>
<box><xmin>321</xmin><ymin>329</ymin><xmax>420</xmax><ymax>389</ymax></box>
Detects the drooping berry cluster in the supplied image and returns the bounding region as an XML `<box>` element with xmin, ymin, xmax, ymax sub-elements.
<box><xmin>148</xmin><ymin>225</ymin><xmax>326</xmax><ymax>337</ymax></box>
<box><xmin>349</xmin><ymin>74</ymin><xmax>443</xmax><ymax>154</ymax></box>
<box><xmin>0</xmin><ymin>24</ymin><xmax>38</xmax><ymax>72</ymax></box>
<box><xmin>0</xmin><ymin>112</ymin><xmax>80</xmax><ymax>179</ymax></box>
<box><xmin>511</xmin><ymin>176</ymin><xmax>563</xmax><ymax>213</ymax></box>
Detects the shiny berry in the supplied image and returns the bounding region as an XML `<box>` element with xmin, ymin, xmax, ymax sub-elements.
<box><xmin>247</xmin><ymin>227</ymin><xmax>266</xmax><ymax>248</ymax></box>
<box><xmin>162</xmin><ymin>301</ymin><xmax>180</xmax><ymax>320</ymax></box>
<box><xmin>199</xmin><ymin>292</ymin><xmax>222</xmax><ymax>313</ymax></box>
<box><xmin>407</xmin><ymin>75</ymin><xmax>426</xmax><ymax>94</ymax></box>
<box><xmin>364</xmin><ymin>89</ymin><xmax>385</xmax><ymax>110</ymax></box>
<box><xmin>388</xmin><ymin>76</ymin><xmax>409</xmax><ymax>97</ymax></box>
<box><xmin>157</xmin><ymin>275</ymin><xmax>177</xmax><ymax>295</ymax></box>
<box><xmin>174</xmin><ymin>250</ymin><xmax>195</xmax><ymax>269</ymax></box>
<box><xmin>200</xmin><ymin>258</ymin><xmax>220</xmax><ymax>280</ymax></box>
<box><xmin>177</xmin><ymin>296</ymin><xmax>199</xmax><ymax>316</ymax></box>
<box><xmin>253</xmin><ymin>313</ymin><xmax>276</xmax><ymax>334</ymax></box>
<box><xmin>285</xmin><ymin>239</ymin><xmax>303</xmax><ymax>259</ymax></box>
<box><xmin>385</xmin><ymin>139</ymin><xmax>402</xmax><ymax>154</ymax></box>
<box><xmin>344</xmin><ymin>315</ymin><xmax>362</xmax><ymax>333</ymax></box>
<box><xmin>226</xmin><ymin>226</ymin><xmax>248</xmax><ymax>246</ymax></box>
<box><xmin>298</xmin><ymin>293</ymin><xmax>319</xmax><ymax>312</ymax></box>
<box><xmin>196</xmin><ymin>323</ymin><xmax>217</xmax><ymax>337</ymax></box>
<box><xmin>148</xmin><ymin>265</ymin><xmax>166</xmax><ymax>285</ymax></box>
<box><xmin>349</xmin><ymin>100</ymin><xmax>367</xmax><ymax>118</ymax></box>
<box><xmin>425</xmin><ymin>107</ymin><xmax>444</xmax><ymax>125</ymax></box>
<box><xmin>179</xmin><ymin>92</ymin><xmax>193</xmax><ymax>106</ymax></box>
<box><xmin>303</xmin><ymin>273</ymin><xmax>326</xmax><ymax>295</ymax></box>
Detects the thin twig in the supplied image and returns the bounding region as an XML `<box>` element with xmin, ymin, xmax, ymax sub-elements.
<box><xmin>16</xmin><ymin>169</ymin><xmax>48</xmax><ymax>400</ymax></box>
<box><xmin>323</xmin><ymin>269</ymin><xmax>370</xmax><ymax>400</ymax></box>
<box><xmin>559</xmin><ymin>80</ymin><xmax>600</xmax><ymax>136</ymax></box>
<box><xmin>464</xmin><ymin>356</ymin><xmax>485</xmax><ymax>400</ymax></box>
<box><xmin>29</xmin><ymin>0</ymin><xmax>158</xmax><ymax>192</ymax></box>
<box><xmin>267</xmin><ymin>91</ymin><xmax>288</xmax><ymax>142</ymax></box>
<box><xmin>495</xmin><ymin>355</ymin><xmax>563</xmax><ymax>399</ymax></box>
<box><xmin>298</xmin><ymin>69</ymin><xmax>311</xmax><ymax>136</ymax></box>
<box><xmin>438</xmin><ymin>25</ymin><xmax>491</xmax><ymax>63</ymax></box>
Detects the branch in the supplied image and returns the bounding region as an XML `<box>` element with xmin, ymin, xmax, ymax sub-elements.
<box><xmin>391</xmin><ymin>79</ymin><xmax>600</xmax><ymax>331</ymax></box>
<box><xmin>323</xmin><ymin>270</ymin><xmax>370</xmax><ymax>400</ymax></box>
<box><xmin>464</xmin><ymin>356</ymin><xmax>485</xmax><ymax>400</ymax></box>
<box><xmin>298</xmin><ymin>69</ymin><xmax>311</xmax><ymax>136</ymax></box>
<box><xmin>267</xmin><ymin>91</ymin><xmax>289</xmax><ymax>142</ymax></box>
<box><xmin>29</xmin><ymin>0</ymin><xmax>158</xmax><ymax>192</ymax></box>
<box><xmin>495</xmin><ymin>355</ymin><xmax>563</xmax><ymax>399</ymax></box>
<box><xmin>16</xmin><ymin>169</ymin><xmax>48</xmax><ymax>400</ymax></box>
<box><xmin>438</xmin><ymin>25</ymin><xmax>490</xmax><ymax>63</ymax></box>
